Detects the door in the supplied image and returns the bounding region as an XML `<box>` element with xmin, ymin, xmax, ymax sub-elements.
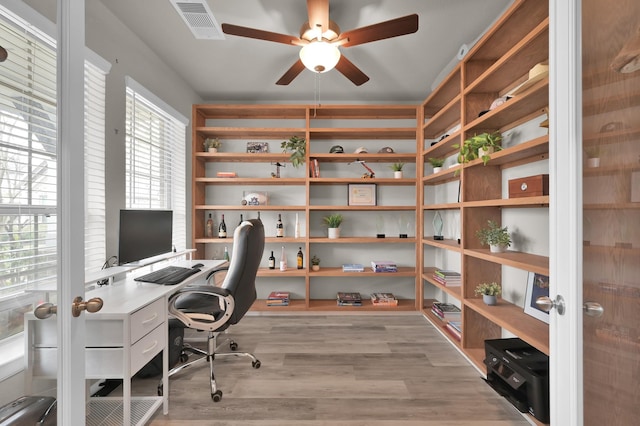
<box><xmin>551</xmin><ymin>0</ymin><xmax>640</xmax><ymax>424</ymax></box>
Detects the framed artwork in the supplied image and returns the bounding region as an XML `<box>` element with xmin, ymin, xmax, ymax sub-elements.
<box><xmin>246</xmin><ymin>142</ymin><xmax>269</xmax><ymax>153</ymax></box>
<box><xmin>524</xmin><ymin>272</ymin><xmax>550</xmax><ymax>324</ymax></box>
<box><xmin>348</xmin><ymin>184</ymin><xmax>377</xmax><ymax>206</ymax></box>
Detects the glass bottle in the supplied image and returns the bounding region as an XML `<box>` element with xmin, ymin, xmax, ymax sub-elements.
<box><xmin>276</xmin><ymin>214</ymin><xmax>284</xmax><ymax>237</ymax></box>
<box><xmin>205</xmin><ymin>213</ymin><xmax>214</xmax><ymax>238</ymax></box>
<box><xmin>218</xmin><ymin>214</ymin><xmax>227</xmax><ymax>238</ymax></box>
<box><xmin>268</xmin><ymin>250</ymin><xmax>276</xmax><ymax>269</ymax></box>
<box><xmin>223</xmin><ymin>246</ymin><xmax>230</xmax><ymax>261</ymax></box>
<box><xmin>294</xmin><ymin>213</ymin><xmax>300</xmax><ymax>238</ymax></box>
<box><xmin>279</xmin><ymin>246</ymin><xmax>287</xmax><ymax>271</ymax></box>
<box><xmin>296</xmin><ymin>247</ymin><xmax>303</xmax><ymax>269</ymax></box>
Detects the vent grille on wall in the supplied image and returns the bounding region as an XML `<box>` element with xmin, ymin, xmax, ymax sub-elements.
<box><xmin>170</xmin><ymin>0</ymin><xmax>224</xmax><ymax>40</ymax></box>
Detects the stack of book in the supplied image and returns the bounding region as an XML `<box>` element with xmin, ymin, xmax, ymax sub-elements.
<box><xmin>342</xmin><ymin>263</ymin><xmax>364</xmax><ymax>272</ymax></box>
<box><xmin>371</xmin><ymin>260</ymin><xmax>398</xmax><ymax>273</ymax></box>
<box><xmin>337</xmin><ymin>292</ymin><xmax>362</xmax><ymax>306</ymax></box>
<box><xmin>445</xmin><ymin>320</ymin><xmax>462</xmax><ymax>341</ymax></box>
<box><xmin>431</xmin><ymin>301</ymin><xmax>461</xmax><ymax>321</ymax></box>
<box><xmin>370</xmin><ymin>292</ymin><xmax>398</xmax><ymax>306</ymax></box>
<box><xmin>266</xmin><ymin>291</ymin><xmax>290</xmax><ymax>306</ymax></box>
<box><xmin>432</xmin><ymin>269</ymin><xmax>461</xmax><ymax>286</ymax></box>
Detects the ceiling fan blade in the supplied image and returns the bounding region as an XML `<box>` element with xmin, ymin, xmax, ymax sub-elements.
<box><xmin>339</xmin><ymin>14</ymin><xmax>419</xmax><ymax>48</ymax></box>
<box><xmin>335</xmin><ymin>55</ymin><xmax>370</xmax><ymax>86</ymax></box>
<box><xmin>276</xmin><ymin>60</ymin><xmax>306</xmax><ymax>85</ymax></box>
<box><xmin>222</xmin><ymin>23</ymin><xmax>299</xmax><ymax>46</ymax></box>
<box><xmin>307</xmin><ymin>0</ymin><xmax>330</xmax><ymax>35</ymax></box>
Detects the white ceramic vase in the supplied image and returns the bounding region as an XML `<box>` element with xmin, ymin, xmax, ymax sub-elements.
<box><xmin>433</xmin><ymin>166</ymin><xmax>442</xmax><ymax>174</ymax></box>
<box><xmin>483</xmin><ymin>294</ymin><xmax>497</xmax><ymax>306</ymax></box>
<box><xmin>208</xmin><ymin>147</ymin><xmax>218</xmax><ymax>153</ymax></box>
<box><xmin>490</xmin><ymin>244</ymin><xmax>507</xmax><ymax>253</ymax></box>
<box><xmin>478</xmin><ymin>146</ymin><xmax>494</xmax><ymax>158</ymax></box>
<box><xmin>328</xmin><ymin>228</ymin><xmax>340</xmax><ymax>239</ymax></box>
<box><xmin>587</xmin><ymin>157</ymin><xmax>600</xmax><ymax>168</ymax></box>
<box><xmin>394</xmin><ymin>171</ymin><xmax>403</xmax><ymax>179</ymax></box>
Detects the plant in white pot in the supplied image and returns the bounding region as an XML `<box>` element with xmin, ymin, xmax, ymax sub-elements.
<box><xmin>584</xmin><ymin>145</ymin><xmax>601</xmax><ymax>168</ymax></box>
<box><xmin>203</xmin><ymin>137</ymin><xmax>221</xmax><ymax>153</ymax></box>
<box><xmin>323</xmin><ymin>213</ymin><xmax>343</xmax><ymax>239</ymax></box>
<box><xmin>474</xmin><ymin>282</ymin><xmax>502</xmax><ymax>306</ymax></box>
<box><xmin>454</xmin><ymin>131</ymin><xmax>502</xmax><ymax>165</ymax></box>
<box><xmin>476</xmin><ymin>219</ymin><xmax>512</xmax><ymax>253</ymax></box>
<box><xmin>311</xmin><ymin>255</ymin><xmax>321</xmax><ymax>271</ymax></box>
<box><xmin>428</xmin><ymin>157</ymin><xmax>445</xmax><ymax>173</ymax></box>
<box><xmin>389</xmin><ymin>162</ymin><xmax>405</xmax><ymax>179</ymax></box>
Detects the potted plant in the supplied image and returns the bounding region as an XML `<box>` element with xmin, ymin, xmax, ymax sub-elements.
<box><xmin>281</xmin><ymin>136</ymin><xmax>306</xmax><ymax>168</ymax></box>
<box><xmin>389</xmin><ymin>162</ymin><xmax>404</xmax><ymax>179</ymax></box>
<box><xmin>474</xmin><ymin>282</ymin><xmax>502</xmax><ymax>305</ymax></box>
<box><xmin>585</xmin><ymin>145</ymin><xmax>600</xmax><ymax>168</ymax></box>
<box><xmin>323</xmin><ymin>213</ymin><xmax>343</xmax><ymax>239</ymax></box>
<box><xmin>203</xmin><ymin>138</ymin><xmax>221</xmax><ymax>153</ymax></box>
<box><xmin>428</xmin><ymin>157</ymin><xmax>445</xmax><ymax>173</ymax></box>
<box><xmin>311</xmin><ymin>255</ymin><xmax>321</xmax><ymax>271</ymax></box>
<box><xmin>476</xmin><ymin>219</ymin><xmax>512</xmax><ymax>253</ymax></box>
<box><xmin>454</xmin><ymin>131</ymin><xmax>502</xmax><ymax>165</ymax></box>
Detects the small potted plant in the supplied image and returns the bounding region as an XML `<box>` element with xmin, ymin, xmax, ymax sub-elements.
<box><xmin>476</xmin><ymin>219</ymin><xmax>512</xmax><ymax>253</ymax></box>
<box><xmin>455</xmin><ymin>131</ymin><xmax>502</xmax><ymax>165</ymax></box>
<box><xmin>428</xmin><ymin>157</ymin><xmax>445</xmax><ymax>173</ymax></box>
<box><xmin>203</xmin><ymin>138</ymin><xmax>221</xmax><ymax>153</ymax></box>
<box><xmin>474</xmin><ymin>282</ymin><xmax>502</xmax><ymax>305</ymax></box>
<box><xmin>585</xmin><ymin>145</ymin><xmax>600</xmax><ymax>168</ymax></box>
<box><xmin>311</xmin><ymin>255</ymin><xmax>321</xmax><ymax>271</ymax></box>
<box><xmin>323</xmin><ymin>213</ymin><xmax>343</xmax><ymax>239</ymax></box>
<box><xmin>281</xmin><ymin>136</ymin><xmax>306</xmax><ymax>168</ymax></box>
<box><xmin>389</xmin><ymin>162</ymin><xmax>405</xmax><ymax>179</ymax></box>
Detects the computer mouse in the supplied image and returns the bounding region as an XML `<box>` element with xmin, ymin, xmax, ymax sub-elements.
<box><xmin>192</xmin><ymin>263</ymin><xmax>204</xmax><ymax>269</ymax></box>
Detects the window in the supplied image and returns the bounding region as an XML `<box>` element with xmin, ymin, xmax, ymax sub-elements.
<box><xmin>0</xmin><ymin>6</ymin><xmax>109</xmax><ymax>346</ymax></box>
<box><xmin>125</xmin><ymin>78</ymin><xmax>187</xmax><ymax>253</ymax></box>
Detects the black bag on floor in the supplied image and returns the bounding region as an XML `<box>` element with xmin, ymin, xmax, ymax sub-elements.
<box><xmin>135</xmin><ymin>321</ymin><xmax>184</xmax><ymax>378</ymax></box>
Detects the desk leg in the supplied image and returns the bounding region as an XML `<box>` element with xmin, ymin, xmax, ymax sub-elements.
<box><xmin>162</xmin><ymin>307</ymin><xmax>169</xmax><ymax>414</ymax></box>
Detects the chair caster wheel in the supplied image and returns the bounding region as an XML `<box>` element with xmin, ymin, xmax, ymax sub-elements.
<box><xmin>252</xmin><ymin>360</ymin><xmax>261</xmax><ymax>369</ymax></box>
<box><xmin>230</xmin><ymin>341</ymin><xmax>238</xmax><ymax>351</ymax></box>
<box><xmin>157</xmin><ymin>384</ymin><xmax>163</xmax><ymax>396</ymax></box>
<box><xmin>180</xmin><ymin>353</ymin><xmax>189</xmax><ymax>363</ymax></box>
<box><xmin>211</xmin><ymin>390</ymin><xmax>222</xmax><ymax>402</ymax></box>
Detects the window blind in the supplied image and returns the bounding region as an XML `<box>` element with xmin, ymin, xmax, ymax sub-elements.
<box><xmin>124</xmin><ymin>83</ymin><xmax>186</xmax><ymax>252</ymax></box>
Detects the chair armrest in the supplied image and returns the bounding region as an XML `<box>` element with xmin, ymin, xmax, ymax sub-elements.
<box><xmin>168</xmin><ymin>286</ymin><xmax>235</xmax><ymax>332</ymax></box>
<box><xmin>206</xmin><ymin>265</ymin><xmax>229</xmax><ymax>286</ymax></box>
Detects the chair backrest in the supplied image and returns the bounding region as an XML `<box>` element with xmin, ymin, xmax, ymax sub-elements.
<box><xmin>220</xmin><ymin>218</ymin><xmax>264</xmax><ymax>324</ymax></box>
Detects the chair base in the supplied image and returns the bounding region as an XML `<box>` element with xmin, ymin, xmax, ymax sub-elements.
<box><xmin>159</xmin><ymin>332</ymin><xmax>260</xmax><ymax>402</ymax></box>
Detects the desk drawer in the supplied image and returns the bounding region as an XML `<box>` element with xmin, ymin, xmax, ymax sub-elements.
<box><xmin>130</xmin><ymin>298</ymin><xmax>164</xmax><ymax>344</ymax></box>
<box><xmin>130</xmin><ymin>323</ymin><xmax>164</xmax><ymax>374</ymax></box>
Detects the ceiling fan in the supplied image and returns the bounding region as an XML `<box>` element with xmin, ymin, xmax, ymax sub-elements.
<box><xmin>221</xmin><ymin>0</ymin><xmax>418</xmax><ymax>86</ymax></box>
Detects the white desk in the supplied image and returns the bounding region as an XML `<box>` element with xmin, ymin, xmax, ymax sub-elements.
<box><xmin>25</xmin><ymin>259</ymin><xmax>225</xmax><ymax>426</ymax></box>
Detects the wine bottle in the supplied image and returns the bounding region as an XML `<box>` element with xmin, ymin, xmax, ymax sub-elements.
<box><xmin>296</xmin><ymin>247</ymin><xmax>303</xmax><ymax>269</ymax></box>
<box><xmin>257</xmin><ymin>211</ymin><xmax>261</xmax><ymax>222</ymax></box>
<box><xmin>276</xmin><ymin>214</ymin><xmax>284</xmax><ymax>237</ymax></box>
<box><xmin>238</xmin><ymin>214</ymin><xmax>244</xmax><ymax>227</ymax></box>
<box><xmin>218</xmin><ymin>214</ymin><xmax>227</xmax><ymax>238</ymax></box>
<box><xmin>279</xmin><ymin>246</ymin><xmax>287</xmax><ymax>271</ymax></box>
<box><xmin>294</xmin><ymin>213</ymin><xmax>300</xmax><ymax>238</ymax></box>
<box><xmin>268</xmin><ymin>250</ymin><xmax>276</xmax><ymax>269</ymax></box>
<box><xmin>205</xmin><ymin>213</ymin><xmax>214</xmax><ymax>238</ymax></box>
<box><xmin>223</xmin><ymin>246</ymin><xmax>230</xmax><ymax>261</ymax></box>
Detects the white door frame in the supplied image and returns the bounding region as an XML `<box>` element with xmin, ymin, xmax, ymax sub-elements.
<box><xmin>549</xmin><ymin>0</ymin><xmax>583</xmax><ymax>424</ymax></box>
<box><xmin>56</xmin><ymin>0</ymin><xmax>87</xmax><ymax>423</ymax></box>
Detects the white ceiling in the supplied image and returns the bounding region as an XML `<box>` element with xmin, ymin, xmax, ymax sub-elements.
<box><xmin>98</xmin><ymin>0</ymin><xmax>513</xmax><ymax>103</ymax></box>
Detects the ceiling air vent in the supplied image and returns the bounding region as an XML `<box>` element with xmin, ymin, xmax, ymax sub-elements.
<box><xmin>169</xmin><ymin>0</ymin><xmax>224</xmax><ymax>40</ymax></box>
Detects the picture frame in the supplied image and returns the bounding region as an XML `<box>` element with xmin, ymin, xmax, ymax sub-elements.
<box><xmin>348</xmin><ymin>183</ymin><xmax>377</xmax><ymax>206</ymax></box>
<box><xmin>524</xmin><ymin>272</ymin><xmax>550</xmax><ymax>324</ymax></box>
<box><xmin>246</xmin><ymin>142</ymin><xmax>269</xmax><ymax>153</ymax></box>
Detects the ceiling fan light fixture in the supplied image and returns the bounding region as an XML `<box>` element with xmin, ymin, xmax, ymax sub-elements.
<box><xmin>299</xmin><ymin>41</ymin><xmax>340</xmax><ymax>73</ymax></box>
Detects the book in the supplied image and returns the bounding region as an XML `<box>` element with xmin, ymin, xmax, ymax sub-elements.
<box><xmin>371</xmin><ymin>292</ymin><xmax>398</xmax><ymax>306</ymax></box>
<box><xmin>433</xmin><ymin>269</ymin><xmax>461</xmax><ymax>286</ymax></box>
<box><xmin>313</xmin><ymin>158</ymin><xmax>320</xmax><ymax>178</ymax></box>
<box><xmin>371</xmin><ymin>260</ymin><xmax>398</xmax><ymax>273</ymax></box>
<box><xmin>342</xmin><ymin>263</ymin><xmax>364</xmax><ymax>272</ymax></box>
<box><xmin>337</xmin><ymin>292</ymin><xmax>362</xmax><ymax>306</ymax></box>
<box><xmin>431</xmin><ymin>302</ymin><xmax>461</xmax><ymax>320</ymax></box>
<box><xmin>216</xmin><ymin>171</ymin><xmax>237</xmax><ymax>178</ymax></box>
<box><xmin>445</xmin><ymin>322</ymin><xmax>462</xmax><ymax>341</ymax></box>
<box><xmin>266</xmin><ymin>291</ymin><xmax>290</xmax><ymax>306</ymax></box>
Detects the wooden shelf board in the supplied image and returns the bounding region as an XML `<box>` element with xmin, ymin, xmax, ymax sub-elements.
<box><xmin>194</xmin><ymin>104</ymin><xmax>307</xmax><ymax>119</ymax></box>
<box><xmin>463</xmin><ymin>135</ymin><xmax>549</xmax><ymax>168</ymax></box>
<box><xmin>422</xmin><ymin>65</ymin><xmax>461</xmax><ymax>114</ymax></box>
<box><xmin>423</xmin><ymin>129</ymin><xmax>462</xmax><ymax>159</ymax></box>
<box><xmin>422</xmin><ymin>168</ymin><xmax>461</xmax><ymax>185</ymax></box>
<box><xmin>422</xmin><ymin>202</ymin><xmax>461</xmax><ymax>210</ymax></box>
<box><xmin>464</xmin><ymin>298</ymin><xmax>549</xmax><ymax>355</ymax></box>
<box><xmin>311</xmin><ymin>177</ymin><xmax>416</xmax><ymax>186</ymax></box>
<box><xmin>195</xmin><ymin>205</ymin><xmax>305</xmax><ymax>211</ymax></box>
<box><xmin>422</xmin><ymin>272</ymin><xmax>463</xmax><ymax>299</ymax></box>
<box><xmin>583</xmin><ymin>244</ymin><xmax>640</xmax><ymax>255</ymax></box>
<box><xmin>196</xmin><ymin>237</ymin><xmax>309</xmax><ymax>245</ymax></box>
<box><xmin>583</xmin><ymin>89</ymin><xmax>640</xmax><ymax>117</ymax></box>
<box><xmin>423</xmin><ymin>238</ymin><xmax>462</xmax><ymax>252</ymax></box>
<box><xmin>310</xmin><ymin>128</ymin><xmax>417</xmax><ymax>139</ymax></box>
<box><xmin>309</xmin><ymin>105</ymin><xmax>417</xmax><ymax>119</ymax></box>
<box><xmin>309</xmin><ymin>237</ymin><xmax>416</xmax><ymax>244</ymax></box>
<box><xmin>583</xmin><ymin>203</ymin><xmax>640</xmax><ymax>210</ymax></box>
<box><xmin>257</xmin><ymin>268</ymin><xmax>306</xmax><ymax>277</ymax></box>
<box><xmin>464</xmin><ymin>248</ymin><xmax>549</xmax><ymax>275</ymax></box>
<box><xmin>308</xmin><ymin>205</ymin><xmax>416</xmax><ymax>211</ymax></box>
<box><xmin>423</xmin><ymin>96</ymin><xmax>461</xmax><ymax>138</ymax></box>
<box><xmin>463</xmin><ymin>196</ymin><xmax>549</xmax><ymax>208</ymax></box>
<box><xmin>583</xmin><ymin>164</ymin><xmax>640</xmax><ymax>176</ymax></box>
<box><xmin>195</xmin><ymin>153</ymin><xmax>290</xmax><ymax>163</ymax></box>
<box><xmin>307</xmin><ymin>298</ymin><xmax>417</xmax><ymax>312</ymax></box>
<box><xmin>195</xmin><ymin>177</ymin><xmax>306</xmax><ymax>186</ymax></box>
<box><xmin>422</xmin><ymin>307</ymin><xmax>463</xmax><ymax>348</ymax></box>
<box><xmin>195</xmin><ymin>127</ymin><xmax>305</xmax><ymax>139</ymax></box>
<box><xmin>308</xmin><ymin>267</ymin><xmax>415</xmax><ymax>277</ymax></box>
<box><xmin>251</xmin><ymin>299</ymin><xmax>309</xmax><ymax>311</ymax></box>
<box><xmin>310</xmin><ymin>153</ymin><xmax>416</xmax><ymax>163</ymax></box>
<box><xmin>583</xmin><ymin>127</ymin><xmax>640</xmax><ymax>144</ymax></box>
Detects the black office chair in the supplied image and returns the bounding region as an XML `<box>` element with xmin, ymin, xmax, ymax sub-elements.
<box><xmin>163</xmin><ymin>219</ymin><xmax>264</xmax><ymax>402</ymax></box>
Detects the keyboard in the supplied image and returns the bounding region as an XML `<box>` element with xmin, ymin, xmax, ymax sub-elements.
<box><xmin>134</xmin><ymin>266</ymin><xmax>201</xmax><ymax>285</ymax></box>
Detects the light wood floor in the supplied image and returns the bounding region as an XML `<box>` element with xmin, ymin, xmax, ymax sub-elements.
<box><xmin>141</xmin><ymin>314</ymin><xmax>530</xmax><ymax>425</ymax></box>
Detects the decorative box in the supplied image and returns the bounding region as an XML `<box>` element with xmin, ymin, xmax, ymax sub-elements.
<box><xmin>508</xmin><ymin>174</ymin><xmax>549</xmax><ymax>198</ymax></box>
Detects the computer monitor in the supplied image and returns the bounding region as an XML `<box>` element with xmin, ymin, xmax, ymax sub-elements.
<box><xmin>118</xmin><ymin>209</ymin><xmax>173</xmax><ymax>265</ymax></box>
